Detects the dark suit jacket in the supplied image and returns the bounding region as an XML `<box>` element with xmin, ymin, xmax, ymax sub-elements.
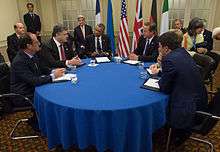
<box><xmin>38</xmin><ymin>38</ymin><xmax>74</xmax><ymax>69</ymax></box>
<box><xmin>73</xmin><ymin>24</ymin><xmax>93</xmax><ymax>56</ymax></box>
<box><xmin>10</xmin><ymin>50</ymin><xmax>52</xmax><ymax>100</ymax></box>
<box><xmin>203</xmin><ymin>29</ymin><xmax>213</xmax><ymax>51</ymax></box>
<box><xmin>85</xmin><ymin>34</ymin><xmax>112</xmax><ymax>58</ymax></box>
<box><xmin>23</xmin><ymin>13</ymin><xmax>41</xmax><ymax>33</ymax></box>
<box><xmin>134</xmin><ymin>35</ymin><xmax>159</xmax><ymax>62</ymax></box>
<box><xmin>7</xmin><ymin>33</ymin><xmax>20</xmax><ymax>62</ymax></box>
<box><xmin>159</xmin><ymin>47</ymin><xmax>208</xmax><ymax>129</ymax></box>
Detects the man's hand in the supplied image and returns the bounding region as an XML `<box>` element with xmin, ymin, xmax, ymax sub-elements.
<box><xmin>128</xmin><ymin>53</ymin><xmax>138</xmax><ymax>60</ymax></box>
<box><xmin>149</xmin><ymin>63</ymin><xmax>160</xmax><ymax>75</ymax></box>
<box><xmin>68</xmin><ymin>57</ymin><xmax>81</xmax><ymax>66</ymax></box>
<box><xmin>197</xmin><ymin>48</ymin><xmax>207</xmax><ymax>54</ymax></box>
<box><xmin>91</xmin><ymin>51</ymin><xmax>99</xmax><ymax>57</ymax></box>
<box><xmin>53</xmin><ymin>68</ymin><xmax>65</xmax><ymax>78</ymax></box>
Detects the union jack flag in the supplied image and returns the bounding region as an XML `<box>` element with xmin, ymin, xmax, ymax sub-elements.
<box><xmin>131</xmin><ymin>0</ymin><xmax>143</xmax><ymax>51</ymax></box>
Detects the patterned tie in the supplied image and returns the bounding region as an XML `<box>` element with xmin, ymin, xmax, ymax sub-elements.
<box><xmin>143</xmin><ymin>39</ymin><xmax>150</xmax><ymax>55</ymax></box>
<box><xmin>60</xmin><ymin>45</ymin><xmax>66</xmax><ymax>61</ymax></box>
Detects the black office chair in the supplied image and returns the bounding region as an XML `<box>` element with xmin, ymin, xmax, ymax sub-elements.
<box><xmin>193</xmin><ymin>53</ymin><xmax>216</xmax><ymax>92</ymax></box>
<box><xmin>0</xmin><ymin>62</ymin><xmax>39</xmax><ymax>140</ymax></box>
<box><xmin>166</xmin><ymin>89</ymin><xmax>220</xmax><ymax>152</ymax></box>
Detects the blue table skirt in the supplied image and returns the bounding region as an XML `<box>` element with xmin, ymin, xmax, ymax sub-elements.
<box><xmin>34</xmin><ymin>61</ymin><xmax>168</xmax><ymax>152</ymax></box>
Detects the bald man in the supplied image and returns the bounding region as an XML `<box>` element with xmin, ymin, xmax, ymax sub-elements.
<box><xmin>213</xmin><ymin>27</ymin><xmax>220</xmax><ymax>40</ymax></box>
<box><xmin>7</xmin><ymin>22</ymin><xmax>25</xmax><ymax>62</ymax></box>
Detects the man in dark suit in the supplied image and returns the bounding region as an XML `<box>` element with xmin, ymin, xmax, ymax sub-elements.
<box><xmin>11</xmin><ymin>33</ymin><xmax>65</xmax><ymax>101</ymax></box>
<box><xmin>73</xmin><ymin>15</ymin><xmax>93</xmax><ymax>58</ymax></box>
<box><xmin>10</xmin><ymin>33</ymin><xmax>65</xmax><ymax>130</ymax></box>
<box><xmin>6</xmin><ymin>22</ymin><xmax>25</xmax><ymax>63</ymax></box>
<box><xmin>38</xmin><ymin>24</ymin><xmax>81</xmax><ymax>69</ymax></box>
<box><xmin>153</xmin><ymin>31</ymin><xmax>207</xmax><ymax>143</ymax></box>
<box><xmin>85</xmin><ymin>23</ymin><xmax>112</xmax><ymax>58</ymax></box>
<box><xmin>23</xmin><ymin>2</ymin><xmax>41</xmax><ymax>41</ymax></box>
<box><xmin>129</xmin><ymin>22</ymin><xmax>159</xmax><ymax>62</ymax></box>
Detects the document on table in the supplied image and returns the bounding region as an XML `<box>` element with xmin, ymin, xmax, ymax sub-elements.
<box><xmin>95</xmin><ymin>57</ymin><xmax>111</xmax><ymax>63</ymax></box>
<box><xmin>123</xmin><ymin>60</ymin><xmax>140</xmax><ymax>65</ymax></box>
<box><xmin>54</xmin><ymin>74</ymin><xmax>76</xmax><ymax>82</ymax></box>
<box><xmin>142</xmin><ymin>78</ymin><xmax>160</xmax><ymax>90</ymax></box>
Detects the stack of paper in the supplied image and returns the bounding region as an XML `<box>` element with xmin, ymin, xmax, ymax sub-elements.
<box><xmin>95</xmin><ymin>57</ymin><xmax>111</xmax><ymax>63</ymax></box>
<box><xmin>123</xmin><ymin>60</ymin><xmax>140</xmax><ymax>65</ymax></box>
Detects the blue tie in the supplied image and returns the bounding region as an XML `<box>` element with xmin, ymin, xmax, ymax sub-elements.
<box><xmin>143</xmin><ymin>39</ymin><xmax>149</xmax><ymax>55</ymax></box>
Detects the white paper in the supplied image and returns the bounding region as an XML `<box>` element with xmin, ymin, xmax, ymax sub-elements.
<box><xmin>114</xmin><ymin>56</ymin><xmax>122</xmax><ymax>60</ymax></box>
<box><xmin>146</xmin><ymin>68</ymin><xmax>153</xmax><ymax>75</ymax></box>
<box><xmin>123</xmin><ymin>60</ymin><xmax>141</xmax><ymax>65</ymax></box>
<box><xmin>144</xmin><ymin>78</ymin><xmax>160</xmax><ymax>89</ymax></box>
<box><xmin>88</xmin><ymin>63</ymin><xmax>99</xmax><ymax>67</ymax></box>
<box><xmin>54</xmin><ymin>74</ymin><xmax>76</xmax><ymax>82</ymax></box>
<box><xmin>95</xmin><ymin>57</ymin><xmax>110</xmax><ymax>63</ymax></box>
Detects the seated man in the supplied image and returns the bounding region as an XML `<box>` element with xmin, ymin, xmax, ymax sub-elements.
<box><xmin>11</xmin><ymin>32</ymin><xmax>65</xmax><ymax>102</ymax></box>
<box><xmin>212</xmin><ymin>27</ymin><xmax>220</xmax><ymax>40</ymax></box>
<box><xmin>129</xmin><ymin>22</ymin><xmax>159</xmax><ymax>62</ymax></box>
<box><xmin>38</xmin><ymin>24</ymin><xmax>81</xmax><ymax>69</ymax></box>
<box><xmin>85</xmin><ymin>23</ymin><xmax>112</xmax><ymax>58</ymax></box>
<box><xmin>10</xmin><ymin>33</ymin><xmax>64</xmax><ymax>130</ymax></box>
<box><xmin>174</xmin><ymin>19</ymin><xmax>187</xmax><ymax>34</ymax></box>
<box><xmin>7</xmin><ymin>22</ymin><xmax>25</xmax><ymax>63</ymax></box>
<box><xmin>152</xmin><ymin>31</ymin><xmax>208</xmax><ymax>143</ymax></box>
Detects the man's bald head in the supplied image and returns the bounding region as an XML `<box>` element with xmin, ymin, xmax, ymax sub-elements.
<box><xmin>14</xmin><ymin>22</ymin><xmax>25</xmax><ymax>36</ymax></box>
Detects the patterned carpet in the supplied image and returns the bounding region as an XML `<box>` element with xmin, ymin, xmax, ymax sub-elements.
<box><xmin>1</xmin><ymin>66</ymin><xmax>220</xmax><ymax>152</ymax></box>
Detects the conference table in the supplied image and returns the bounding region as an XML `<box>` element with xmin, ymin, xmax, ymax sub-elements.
<box><xmin>34</xmin><ymin>60</ymin><xmax>169</xmax><ymax>152</ymax></box>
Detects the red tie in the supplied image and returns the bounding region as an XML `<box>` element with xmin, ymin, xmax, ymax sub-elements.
<box><xmin>60</xmin><ymin>45</ymin><xmax>66</xmax><ymax>61</ymax></box>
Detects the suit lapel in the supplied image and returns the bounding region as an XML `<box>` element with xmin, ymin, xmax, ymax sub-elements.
<box><xmin>50</xmin><ymin>39</ymin><xmax>60</xmax><ymax>60</ymax></box>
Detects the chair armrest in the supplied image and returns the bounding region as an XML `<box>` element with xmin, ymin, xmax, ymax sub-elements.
<box><xmin>0</xmin><ymin>93</ymin><xmax>33</xmax><ymax>107</ymax></box>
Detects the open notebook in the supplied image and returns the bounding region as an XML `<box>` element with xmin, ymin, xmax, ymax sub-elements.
<box><xmin>141</xmin><ymin>78</ymin><xmax>160</xmax><ymax>91</ymax></box>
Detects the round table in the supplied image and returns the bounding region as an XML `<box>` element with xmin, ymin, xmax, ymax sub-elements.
<box><xmin>34</xmin><ymin>61</ymin><xmax>168</xmax><ymax>152</ymax></box>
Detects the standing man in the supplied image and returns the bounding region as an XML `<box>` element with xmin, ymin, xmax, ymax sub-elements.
<box><xmin>7</xmin><ymin>22</ymin><xmax>25</xmax><ymax>63</ymax></box>
<box><xmin>38</xmin><ymin>24</ymin><xmax>81</xmax><ymax>69</ymax></box>
<box><xmin>23</xmin><ymin>2</ymin><xmax>41</xmax><ymax>41</ymax></box>
<box><xmin>74</xmin><ymin>15</ymin><xmax>93</xmax><ymax>58</ymax></box>
<box><xmin>128</xmin><ymin>22</ymin><xmax>159</xmax><ymax>62</ymax></box>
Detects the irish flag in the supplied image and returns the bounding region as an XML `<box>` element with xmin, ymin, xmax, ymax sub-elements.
<box><xmin>160</xmin><ymin>0</ymin><xmax>169</xmax><ymax>35</ymax></box>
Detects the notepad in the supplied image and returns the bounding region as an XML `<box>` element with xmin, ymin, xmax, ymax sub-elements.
<box><xmin>141</xmin><ymin>78</ymin><xmax>160</xmax><ymax>91</ymax></box>
<box><xmin>123</xmin><ymin>60</ymin><xmax>140</xmax><ymax>65</ymax></box>
<box><xmin>54</xmin><ymin>74</ymin><xmax>77</xmax><ymax>82</ymax></box>
<box><xmin>95</xmin><ymin>57</ymin><xmax>111</xmax><ymax>63</ymax></box>
<box><xmin>144</xmin><ymin>78</ymin><xmax>160</xmax><ymax>89</ymax></box>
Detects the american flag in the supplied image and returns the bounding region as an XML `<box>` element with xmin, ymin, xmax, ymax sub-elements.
<box><xmin>117</xmin><ymin>0</ymin><xmax>130</xmax><ymax>57</ymax></box>
<box><xmin>131</xmin><ymin>0</ymin><xmax>143</xmax><ymax>51</ymax></box>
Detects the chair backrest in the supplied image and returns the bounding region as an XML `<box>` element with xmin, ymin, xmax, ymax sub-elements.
<box><xmin>0</xmin><ymin>63</ymin><xmax>11</xmax><ymax>115</ymax></box>
<box><xmin>192</xmin><ymin>53</ymin><xmax>215</xmax><ymax>80</ymax></box>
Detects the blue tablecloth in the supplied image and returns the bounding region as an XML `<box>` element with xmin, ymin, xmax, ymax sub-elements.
<box><xmin>34</xmin><ymin>60</ymin><xmax>169</xmax><ymax>152</ymax></box>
